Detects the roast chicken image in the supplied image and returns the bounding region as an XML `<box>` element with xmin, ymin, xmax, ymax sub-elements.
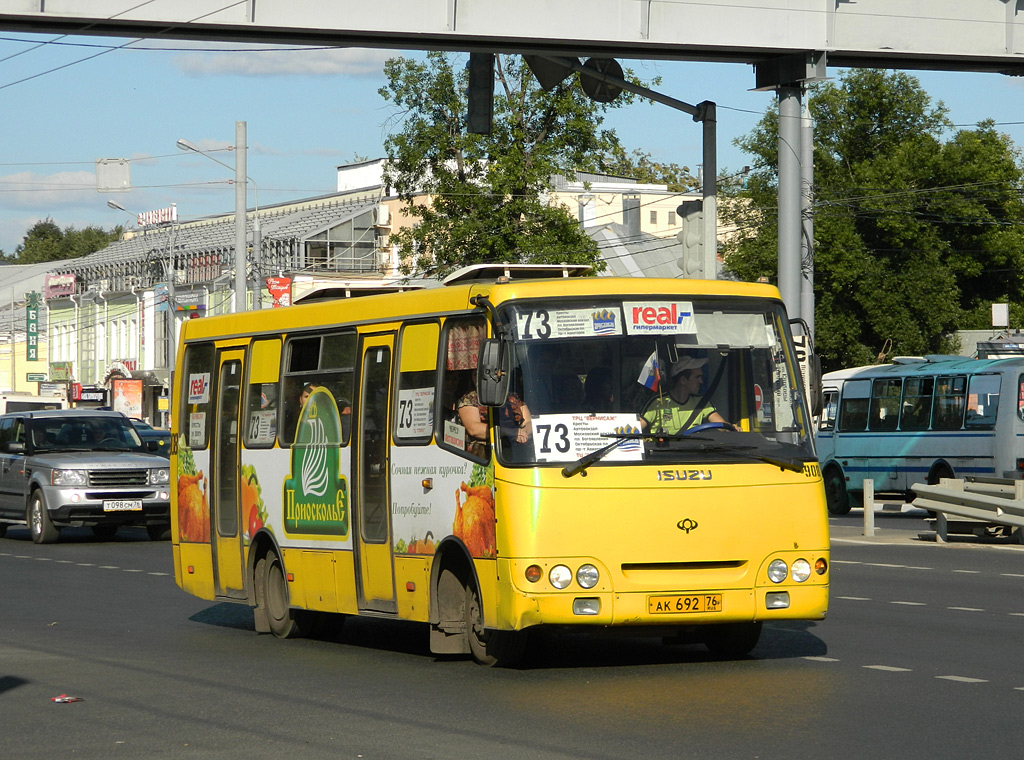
<box><xmin>453</xmin><ymin>482</ymin><xmax>496</xmax><ymax>558</ymax></box>
<box><xmin>178</xmin><ymin>471</ymin><xmax>210</xmax><ymax>543</ymax></box>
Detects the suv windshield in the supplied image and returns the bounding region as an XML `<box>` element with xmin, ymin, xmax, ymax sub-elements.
<box><xmin>29</xmin><ymin>415</ymin><xmax>144</xmax><ymax>453</ymax></box>
<box><xmin>495</xmin><ymin>296</ymin><xmax>815</xmax><ymax>468</ymax></box>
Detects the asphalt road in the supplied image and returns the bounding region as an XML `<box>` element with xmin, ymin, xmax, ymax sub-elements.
<box><xmin>2</xmin><ymin>512</ymin><xmax>1023</xmax><ymax>760</ymax></box>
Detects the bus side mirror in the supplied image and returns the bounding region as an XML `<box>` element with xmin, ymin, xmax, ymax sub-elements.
<box><xmin>477</xmin><ymin>338</ymin><xmax>511</xmax><ymax>407</ymax></box>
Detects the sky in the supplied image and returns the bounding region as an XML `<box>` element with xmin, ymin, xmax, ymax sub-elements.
<box><xmin>2</xmin><ymin>31</ymin><xmax>1024</xmax><ymax>254</ymax></box>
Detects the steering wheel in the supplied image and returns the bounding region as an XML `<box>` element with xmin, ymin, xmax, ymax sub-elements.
<box><xmin>680</xmin><ymin>421</ymin><xmax>726</xmax><ymax>436</ymax></box>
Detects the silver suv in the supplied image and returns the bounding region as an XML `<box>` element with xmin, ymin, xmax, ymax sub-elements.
<box><xmin>0</xmin><ymin>409</ymin><xmax>171</xmax><ymax>543</ymax></box>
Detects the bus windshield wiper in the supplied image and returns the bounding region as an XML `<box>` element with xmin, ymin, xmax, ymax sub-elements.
<box><xmin>561</xmin><ymin>432</ymin><xmax>657</xmax><ymax>478</ymax></box>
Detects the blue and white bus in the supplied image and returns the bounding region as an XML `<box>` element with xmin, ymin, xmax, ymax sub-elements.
<box><xmin>815</xmin><ymin>356</ymin><xmax>1021</xmax><ymax>515</ymax></box>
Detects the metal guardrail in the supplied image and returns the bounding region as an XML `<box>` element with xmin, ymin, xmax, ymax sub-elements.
<box><xmin>911</xmin><ymin>478</ymin><xmax>1024</xmax><ymax>543</ymax></box>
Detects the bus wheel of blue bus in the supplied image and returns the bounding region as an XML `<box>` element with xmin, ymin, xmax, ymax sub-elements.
<box><xmin>823</xmin><ymin>466</ymin><xmax>852</xmax><ymax>516</ymax></box>
<box><xmin>465</xmin><ymin>582</ymin><xmax>526</xmax><ymax>668</ymax></box>
<box><xmin>258</xmin><ymin>548</ymin><xmax>302</xmax><ymax>639</ymax></box>
<box><xmin>704</xmin><ymin>621</ymin><xmax>762</xmax><ymax>658</ymax></box>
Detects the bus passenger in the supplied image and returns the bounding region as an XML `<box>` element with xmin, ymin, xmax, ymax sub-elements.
<box><xmin>641</xmin><ymin>356</ymin><xmax>739</xmax><ymax>434</ymax></box>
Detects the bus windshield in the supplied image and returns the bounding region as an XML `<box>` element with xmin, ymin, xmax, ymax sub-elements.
<box><xmin>498</xmin><ymin>297</ymin><xmax>814</xmax><ymax>468</ymax></box>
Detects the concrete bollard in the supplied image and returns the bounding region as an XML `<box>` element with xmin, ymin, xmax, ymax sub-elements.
<box><xmin>863</xmin><ymin>479</ymin><xmax>875</xmax><ymax>537</ymax></box>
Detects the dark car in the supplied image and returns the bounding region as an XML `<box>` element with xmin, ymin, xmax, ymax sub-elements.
<box><xmin>0</xmin><ymin>409</ymin><xmax>171</xmax><ymax>543</ymax></box>
<box><xmin>130</xmin><ymin>419</ymin><xmax>171</xmax><ymax>458</ymax></box>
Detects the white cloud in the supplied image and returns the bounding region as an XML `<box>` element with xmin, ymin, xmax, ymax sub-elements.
<box><xmin>172</xmin><ymin>47</ymin><xmax>391</xmax><ymax>77</ymax></box>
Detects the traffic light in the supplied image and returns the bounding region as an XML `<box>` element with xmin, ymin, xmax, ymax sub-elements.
<box><xmin>676</xmin><ymin>199</ymin><xmax>704</xmax><ymax>278</ymax></box>
<box><xmin>466</xmin><ymin>53</ymin><xmax>494</xmax><ymax>134</ymax></box>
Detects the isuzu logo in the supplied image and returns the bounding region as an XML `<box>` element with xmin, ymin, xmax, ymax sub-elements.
<box><xmin>676</xmin><ymin>518</ymin><xmax>699</xmax><ymax>533</ymax></box>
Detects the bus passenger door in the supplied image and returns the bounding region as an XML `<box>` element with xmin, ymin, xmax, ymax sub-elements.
<box><xmin>355</xmin><ymin>336</ymin><xmax>397</xmax><ymax>613</ymax></box>
<box><xmin>212</xmin><ymin>350</ymin><xmax>246</xmax><ymax>600</ymax></box>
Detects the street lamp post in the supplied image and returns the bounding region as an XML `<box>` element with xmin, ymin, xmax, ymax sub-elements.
<box><xmin>177</xmin><ymin>122</ymin><xmax>261</xmax><ymax>312</ymax></box>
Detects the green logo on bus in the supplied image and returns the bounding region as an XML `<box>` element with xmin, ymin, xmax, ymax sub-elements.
<box><xmin>284</xmin><ymin>388</ymin><xmax>349</xmax><ymax>537</ymax></box>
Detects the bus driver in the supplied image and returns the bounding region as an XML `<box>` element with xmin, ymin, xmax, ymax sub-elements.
<box><xmin>641</xmin><ymin>356</ymin><xmax>739</xmax><ymax>434</ymax></box>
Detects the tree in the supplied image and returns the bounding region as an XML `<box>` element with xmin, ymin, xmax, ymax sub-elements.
<box><xmin>12</xmin><ymin>218</ymin><xmax>122</xmax><ymax>264</ymax></box>
<box><xmin>601</xmin><ymin>146</ymin><xmax>698</xmax><ymax>193</ymax></box>
<box><xmin>721</xmin><ymin>70</ymin><xmax>1024</xmax><ymax>370</ymax></box>
<box><xmin>379</xmin><ymin>53</ymin><xmax>649</xmax><ymax>277</ymax></box>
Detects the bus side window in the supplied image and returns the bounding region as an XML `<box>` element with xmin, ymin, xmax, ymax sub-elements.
<box><xmin>818</xmin><ymin>390</ymin><xmax>838</xmax><ymax>431</ymax></box>
<box><xmin>438</xmin><ymin>318</ymin><xmax>488</xmax><ymax>461</ymax></box>
<box><xmin>869</xmin><ymin>378</ymin><xmax>901</xmax><ymax>431</ymax></box>
<box><xmin>395</xmin><ymin>322</ymin><xmax>440</xmax><ymax>446</ymax></box>
<box><xmin>899</xmin><ymin>377</ymin><xmax>933</xmax><ymax>431</ymax></box>
<box><xmin>280</xmin><ymin>332</ymin><xmax>356</xmax><ymax>446</ymax></box>
<box><xmin>837</xmin><ymin>379</ymin><xmax>870</xmax><ymax>432</ymax></box>
<box><xmin>965</xmin><ymin>374</ymin><xmax>1000</xmax><ymax>430</ymax></box>
<box><xmin>245</xmin><ymin>338</ymin><xmax>282</xmax><ymax>449</ymax></box>
<box><xmin>181</xmin><ymin>342</ymin><xmax>216</xmax><ymax>450</ymax></box>
<box><xmin>933</xmin><ymin>375</ymin><xmax>967</xmax><ymax>431</ymax></box>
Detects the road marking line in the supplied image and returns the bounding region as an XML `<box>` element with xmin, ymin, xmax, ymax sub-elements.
<box><xmin>123</xmin><ymin>568</ymin><xmax>144</xmax><ymax>573</ymax></box>
<box><xmin>99</xmin><ymin>565</ymin><xmax>119</xmax><ymax>570</ymax></box>
<box><xmin>937</xmin><ymin>675</ymin><xmax>987</xmax><ymax>683</ymax></box>
<box><xmin>865</xmin><ymin>665</ymin><xmax>912</xmax><ymax>672</ymax></box>
<box><xmin>948</xmin><ymin>606</ymin><xmax>984</xmax><ymax>612</ymax></box>
<box><xmin>1009</xmin><ymin>613</ymin><xmax>1024</xmax><ymax>617</ymax></box>
<box><xmin>866</xmin><ymin>563</ymin><xmax>906</xmax><ymax>568</ymax></box>
<box><xmin>832</xmin><ymin>560</ymin><xmax>862</xmax><ymax>565</ymax></box>
<box><xmin>77</xmin><ymin>563</ymin><xmax>95</xmax><ymax>566</ymax></box>
<box><xmin>33</xmin><ymin>557</ymin><xmax>51</xmax><ymax>561</ymax></box>
<box><xmin>147</xmin><ymin>572</ymin><xmax>169</xmax><ymax>576</ymax></box>
<box><xmin>55</xmin><ymin>560</ymin><xmax>74</xmax><ymax>564</ymax></box>
<box><xmin>803</xmin><ymin>656</ymin><xmax>840</xmax><ymax>662</ymax></box>
<box><xmin>1001</xmin><ymin>573</ymin><xmax>1024</xmax><ymax>578</ymax></box>
<box><xmin>15</xmin><ymin>555</ymin><xmax>30</xmax><ymax>559</ymax></box>
<box><xmin>907</xmin><ymin>566</ymin><xmax>932</xmax><ymax>570</ymax></box>
<box><xmin>836</xmin><ymin>596</ymin><xmax>871</xmax><ymax>601</ymax></box>
<box><xmin>891</xmin><ymin>601</ymin><xmax>926</xmax><ymax>606</ymax></box>
<box><xmin>953</xmin><ymin>570</ymin><xmax>981</xmax><ymax>574</ymax></box>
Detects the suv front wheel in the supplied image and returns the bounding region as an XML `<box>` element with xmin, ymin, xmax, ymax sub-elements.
<box><xmin>28</xmin><ymin>491</ymin><xmax>59</xmax><ymax>544</ymax></box>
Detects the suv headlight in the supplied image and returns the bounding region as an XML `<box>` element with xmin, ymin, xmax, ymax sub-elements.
<box><xmin>150</xmin><ymin>468</ymin><xmax>170</xmax><ymax>485</ymax></box>
<box><xmin>52</xmin><ymin>469</ymin><xmax>88</xmax><ymax>486</ymax></box>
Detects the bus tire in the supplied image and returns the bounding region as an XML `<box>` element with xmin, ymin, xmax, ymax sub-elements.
<box><xmin>703</xmin><ymin>621</ymin><xmax>762</xmax><ymax>658</ymax></box>
<box><xmin>28</xmin><ymin>492</ymin><xmax>59</xmax><ymax>544</ymax></box>
<box><xmin>258</xmin><ymin>548</ymin><xmax>303</xmax><ymax>639</ymax></box>
<box><xmin>823</xmin><ymin>465</ymin><xmax>852</xmax><ymax>516</ymax></box>
<box><xmin>465</xmin><ymin>581</ymin><xmax>526</xmax><ymax>668</ymax></box>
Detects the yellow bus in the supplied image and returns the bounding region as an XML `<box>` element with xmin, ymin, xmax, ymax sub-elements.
<box><xmin>171</xmin><ymin>265</ymin><xmax>829</xmax><ymax>665</ymax></box>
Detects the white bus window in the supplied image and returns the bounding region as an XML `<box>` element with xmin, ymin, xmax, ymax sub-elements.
<box><xmin>182</xmin><ymin>343</ymin><xmax>216</xmax><ymax>449</ymax></box>
<box><xmin>281</xmin><ymin>332</ymin><xmax>356</xmax><ymax>446</ymax></box>
<box><xmin>965</xmin><ymin>374</ymin><xmax>1000</xmax><ymax>429</ymax></box>
<box><xmin>869</xmin><ymin>378</ymin><xmax>901</xmax><ymax>432</ymax></box>
<box><xmin>818</xmin><ymin>390</ymin><xmax>838</xmax><ymax>431</ymax></box>
<box><xmin>933</xmin><ymin>375</ymin><xmax>967</xmax><ymax>431</ymax></box>
<box><xmin>838</xmin><ymin>379</ymin><xmax>870</xmax><ymax>432</ymax></box>
<box><xmin>900</xmin><ymin>377</ymin><xmax>934</xmax><ymax>431</ymax></box>
<box><xmin>395</xmin><ymin>322</ymin><xmax>440</xmax><ymax>446</ymax></box>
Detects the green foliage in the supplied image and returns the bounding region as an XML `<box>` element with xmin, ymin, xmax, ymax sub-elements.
<box><xmin>12</xmin><ymin>218</ymin><xmax>122</xmax><ymax>264</ymax></box>
<box><xmin>601</xmin><ymin>147</ymin><xmax>698</xmax><ymax>192</ymax></box>
<box><xmin>722</xmin><ymin>70</ymin><xmax>1024</xmax><ymax>371</ymax></box>
<box><xmin>380</xmin><ymin>53</ymin><xmax>650</xmax><ymax>277</ymax></box>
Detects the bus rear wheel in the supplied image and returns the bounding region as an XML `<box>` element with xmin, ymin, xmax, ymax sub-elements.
<box><xmin>823</xmin><ymin>465</ymin><xmax>852</xmax><ymax>516</ymax></box>
<box><xmin>256</xmin><ymin>548</ymin><xmax>303</xmax><ymax>639</ymax></box>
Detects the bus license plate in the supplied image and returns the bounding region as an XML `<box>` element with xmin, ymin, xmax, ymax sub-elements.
<box><xmin>103</xmin><ymin>499</ymin><xmax>142</xmax><ymax>512</ymax></box>
<box><xmin>648</xmin><ymin>594</ymin><xmax>723</xmax><ymax>614</ymax></box>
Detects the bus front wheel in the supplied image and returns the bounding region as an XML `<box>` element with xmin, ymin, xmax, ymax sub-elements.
<box><xmin>465</xmin><ymin>580</ymin><xmax>526</xmax><ymax>668</ymax></box>
<box><xmin>824</xmin><ymin>466</ymin><xmax>852</xmax><ymax>516</ymax></box>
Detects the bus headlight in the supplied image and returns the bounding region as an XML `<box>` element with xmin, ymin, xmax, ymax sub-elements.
<box><xmin>791</xmin><ymin>559</ymin><xmax>812</xmax><ymax>583</ymax></box>
<box><xmin>576</xmin><ymin>564</ymin><xmax>599</xmax><ymax>589</ymax></box>
<box><xmin>549</xmin><ymin>565</ymin><xmax>572</xmax><ymax>589</ymax></box>
<box><xmin>767</xmin><ymin>559</ymin><xmax>789</xmax><ymax>583</ymax></box>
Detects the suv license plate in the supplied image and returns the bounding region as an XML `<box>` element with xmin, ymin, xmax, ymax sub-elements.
<box><xmin>648</xmin><ymin>594</ymin><xmax>723</xmax><ymax>614</ymax></box>
<box><xmin>103</xmin><ymin>499</ymin><xmax>142</xmax><ymax>512</ymax></box>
